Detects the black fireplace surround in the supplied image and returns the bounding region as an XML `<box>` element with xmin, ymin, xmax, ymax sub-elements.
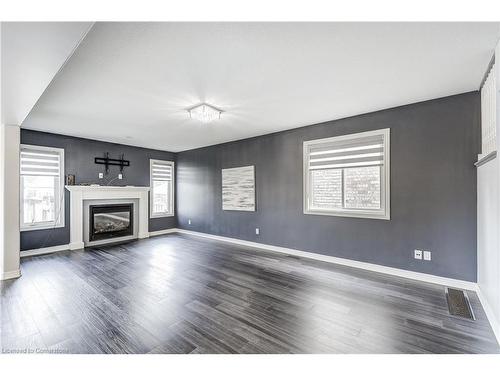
<box><xmin>89</xmin><ymin>204</ymin><xmax>133</xmax><ymax>242</ymax></box>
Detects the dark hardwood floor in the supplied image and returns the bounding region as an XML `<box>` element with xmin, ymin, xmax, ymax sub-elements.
<box><xmin>1</xmin><ymin>233</ymin><xmax>499</xmax><ymax>354</ymax></box>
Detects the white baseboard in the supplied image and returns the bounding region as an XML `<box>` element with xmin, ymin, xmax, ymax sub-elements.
<box><xmin>138</xmin><ymin>231</ymin><xmax>150</xmax><ymax>239</ymax></box>
<box><xmin>69</xmin><ymin>241</ymin><xmax>85</xmax><ymax>250</ymax></box>
<box><xmin>20</xmin><ymin>244</ymin><xmax>71</xmax><ymax>258</ymax></box>
<box><xmin>19</xmin><ymin>229</ymin><xmax>178</xmax><ymax>258</ymax></box>
<box><xmin>175</xmin><ymin>228</ymin><xmax>477</xmax><ymax>291</ymax></box>
<box><xmin>16</xmin><ymin>227</ymin><xmax>477</xmax><ymax>291</ymax></box>
<box><xmin>1</xmin><ymin>269</ymin><xmax>21</xmax><ymax>280</ymax></box>
<box><xmin>149</xmin><ymin>228</ymin><xmax>178</xmax><ymax>237</ymax></box>
<box><xmin>476</xmin><ymin>286</ymin><xmax>500</xmax><ymax>345</ymax></box>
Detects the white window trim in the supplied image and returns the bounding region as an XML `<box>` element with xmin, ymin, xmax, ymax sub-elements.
<box><xmin>149</xmin><ymin>159</ymin><xmax>175</xmax><ymax>218</ymax></box>
<box><xmin>303</xmin><ymin>128</ymin><xmax>390</xmax><ymax>220</ymax></box>
<box><xmin>20</xmin><ymin>144</ymin><xmax>65</xmax><ymax>231</ymax></box>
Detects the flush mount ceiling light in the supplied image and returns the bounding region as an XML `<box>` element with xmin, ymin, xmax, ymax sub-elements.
<box><xmin>188</xmin><ymin>103</ymin><xmax>222</xmax><ymax>123</ymax></box>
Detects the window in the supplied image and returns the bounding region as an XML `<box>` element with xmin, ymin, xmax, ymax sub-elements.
<box><xmin>480</xmin><ymin>62</ymin><xmax>496</xmax><ymax>158</ymax></box>
<box><xmin>303</xmin><ymin>128</ymin><xmax>390</xmax><ymax>220</ymax></box>
<box><xmin>20</xmin><ymin>144</ymin><xmax>65</xmax><ymax>231</ymax></box>
<box><xmin>150</xmin><ymin>159</ymin><xmax>174</xmax><ymax>217</ymax></box>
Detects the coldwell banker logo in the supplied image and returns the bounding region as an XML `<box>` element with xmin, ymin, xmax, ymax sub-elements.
<box><xmin>2</xmin><ymin>347</ymin><xmax>70</xmax><ymax>354</ymax></box>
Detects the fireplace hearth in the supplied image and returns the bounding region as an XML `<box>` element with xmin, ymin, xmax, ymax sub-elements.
<box><xmin>89</xmin><ymin>204</ymin><xmax>133</xmax><ymax>242</ymax></box>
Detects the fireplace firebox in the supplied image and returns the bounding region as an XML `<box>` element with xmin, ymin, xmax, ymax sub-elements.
<box><xmin>89</xmin><ymin>204</ymin><xmax>133</xmax><ymax>242</ymax></box>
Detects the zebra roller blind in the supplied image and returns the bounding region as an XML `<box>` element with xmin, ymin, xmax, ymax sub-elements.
<box><xmin>307</xmin><ymin>133</ymin><xmax>385</xmax><ymax>171</ymax></box>
<box><xmin>20</xmin><ymin>147</ymin><xmax>62</xmax><ymax>177</ymax></box>
<box><xmin>151</xmin><ymin>160</ymin><xmax>173</xmax><ymax>181</ymax></box>
<box><xmin>480</xmin><ymin>63</ymin><xmax>496</xmax><ymax>157</ymax></box>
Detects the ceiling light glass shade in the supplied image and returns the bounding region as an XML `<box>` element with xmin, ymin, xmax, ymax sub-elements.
<box><xmin>188</xmin><ymin>103</ymin><xmax>222</xmax><ymax>123</ymax></box>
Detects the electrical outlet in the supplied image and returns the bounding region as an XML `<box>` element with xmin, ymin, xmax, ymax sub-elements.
<box><xmin>255</xmin><ymin>228</ymin><xmax>260</xmax><ymax>235</ymax></box>
<box><xmin>423</xmin><ymin>250</ymin><xmax>432</xmax><ymax>261</ymax></box>
<box><xmin>98</xmin><ymin>172</ymin><xmax>104</xmax><ymax>179</ymax></box>
<box><xmin>118</xmin><ymin>173</ymin><xmax>123</xmax><ymax>179</ymax></box>
<box><xmin>188</xmin><ymin>219</ymin><xmax>191</xmax><ymax>225</ymax></box>
<box><xmin>414</xmin><ymin>249</ymin><xmax>423</xmax><ymax>260</ymax></box>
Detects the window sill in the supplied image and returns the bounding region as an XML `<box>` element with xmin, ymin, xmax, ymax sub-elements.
<box><xmin>475</xmin><ymin>151</ymin><xmax>497</xmax><ymax>168</ymax></box>
<box><xmin>150</xmin><ymin>213</ymin><xmax>175</xmax><ymax>219</ymax></box>
<box><xmin>20</xmin><ymin>222</ymin><xmax>65</xmax><ymax>232</ymax></box>
<box><xmin>304</xmin><ymin>209</ymin><xmax>390</xmax><ymax>220</ymax></box>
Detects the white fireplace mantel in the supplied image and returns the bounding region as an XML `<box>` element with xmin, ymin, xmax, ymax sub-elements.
<box><xmin>65</xmin><ymin>185</ymin><xmax>150</xmax><ymax>250</ymax></box>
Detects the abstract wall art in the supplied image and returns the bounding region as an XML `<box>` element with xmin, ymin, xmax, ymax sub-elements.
<box><xmin>222</xmin><ymin>165</ymin><xmax>255</xmax><ymax>211</ymax></box>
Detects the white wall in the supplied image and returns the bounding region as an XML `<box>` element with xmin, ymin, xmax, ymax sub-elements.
<box><xmin>0</xmin><ymin>125</ymin><xmax>4</xmax><ymax>277</ymax></box>
<box><xmin>0</xmin><ymin>124</ymin><xmax>21</xmax><ymax>280</ymax></box>
<box><xmin>0</xmin><ymin>22</ymin><xmax>3</xmax><ymax>278</ymax></box>
<box><xmin>477</xmin><ymin>40</ymin><xmax>500</xmax><ymax>344</ymax></box>
<box><xmin>477</xmin><ymin>157</ymin><xmax>500</xmax><ymax>340</ymax></box>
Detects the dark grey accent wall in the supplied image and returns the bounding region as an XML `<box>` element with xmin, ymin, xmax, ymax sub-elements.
<box><xmin>176</xmin><ymin>92</ymin><xmax>480</xmax><ymax>282</ymax></box>
<box><xmin>20</xmin><ymin>130</ymin><xmax>176</xmax><ymax>250</ymax></box>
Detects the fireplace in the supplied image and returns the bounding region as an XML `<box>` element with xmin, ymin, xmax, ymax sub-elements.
<box><xmin>89</xmin><ymin>204</ymin><xmax>133</xmax><ymax>242</ymax></box>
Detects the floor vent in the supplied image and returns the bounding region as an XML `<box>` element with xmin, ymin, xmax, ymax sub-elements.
<box><xmin>446</xmin><ymin>287</ymin><xmax>475</xmax><ymax>320</ymax></box>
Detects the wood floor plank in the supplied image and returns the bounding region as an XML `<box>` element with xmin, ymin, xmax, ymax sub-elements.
<box><xmin>1</xmin><ymin>233</ymin><xmax>498</xmax><ymax>354</ymax></box>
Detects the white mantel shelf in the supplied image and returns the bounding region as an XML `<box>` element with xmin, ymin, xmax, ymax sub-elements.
<box><xmin>65</xmin><ymin>185</ymin><xmax>150</xmax><ymax>250</ymax></box>
<box><xmin>65</xmin><ymin>185</ymin><xmax>150</xmax><ymax>191</ymax></box>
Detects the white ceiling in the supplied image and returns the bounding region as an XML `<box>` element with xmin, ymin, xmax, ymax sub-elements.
<box><xmin>1</xmin><ymin>22</ymin><xmax>93</xmax><ymax>125</ymax></box>
<box><xmin>17</xmin><ymin>22</ymin><xmax>500</xmax><ymax>152</ymax></box>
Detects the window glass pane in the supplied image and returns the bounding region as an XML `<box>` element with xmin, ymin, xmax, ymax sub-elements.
<box><xmin>153</xmin><ymin>180</ymin><xmax>170</xmax><ymax>214</ymax></box>
<box><xmin>310</xmin><ymin>169</ymin><xmax>342</xmax><ymax>209</ymax></box>
<box><xmin>343</xmin><ymin>166</ymin><xmax>381</xmax><ymax>210</ymax></box>
<box><xmin>22</xmin><ymin>175</ymin><xmax>56</xmax><ymax>224</ymax></box>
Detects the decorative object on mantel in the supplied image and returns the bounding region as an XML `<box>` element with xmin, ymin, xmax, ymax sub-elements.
<box><xmin>94</xmin><ymin>152</ymin><xmax>130</xmax><ymax>174</ymax></box>
<box><xmin>67</xmin><ymin>174</ymin><xmax>75</xmax><ymax>185</ymax></box>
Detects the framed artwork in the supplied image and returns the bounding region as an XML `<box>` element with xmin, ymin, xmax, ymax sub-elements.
<box><xmin>222</xmin><ymin>165</ymin><xmax>255</xmax><ymax>211</ymax></box>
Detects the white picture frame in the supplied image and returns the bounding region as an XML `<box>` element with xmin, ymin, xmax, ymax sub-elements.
<box><xmin>222</xmin><ymin>165</ymin><xmax>255</xmax><ymax>211</ymax></box>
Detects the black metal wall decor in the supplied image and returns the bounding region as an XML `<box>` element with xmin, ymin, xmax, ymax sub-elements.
<box><xmin>94</xmin><ymin>153</ymin><xmax>130</xmax><ymax>174</ymax></box>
